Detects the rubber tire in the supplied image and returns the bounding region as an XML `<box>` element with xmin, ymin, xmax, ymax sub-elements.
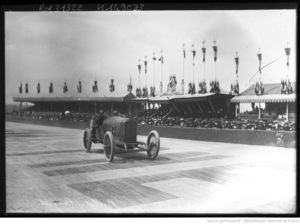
<box><xmin>103</xmin><ymin>131</ymin><xmax>115</xmax><ymax>162</ymax></box>
<box><xmin>83</xmin><ymin>128</ymin><xmax>92</xmax><ymax>152</ymax></box>
<box><xmin>146</xmin><ymin>130</ymin><xmax>160</xmax><ymax>160</ymax></box>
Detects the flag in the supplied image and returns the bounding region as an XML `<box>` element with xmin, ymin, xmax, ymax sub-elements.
<box><xmin>191</xmin><ymin>43</ymin><xmax>196</xmax><ymax>66</ymax></box>
<box><xmin>158</xmin><ymin>56</ymin><xmax>164</xmax><ymax>64</ymax></box>
<box><xmin>212</xmin><ymin>45</ymin><xmax>217</xmax><ymax>62</ymax></box>
<box><xmin>49</xmin><ymin>82</ymin><xmax>53</xmax><ymax>93</ymax></box>
<box><xmin>77</xmin><ymin>81</ymin><xmax>82</xmax><ymax>93</ymax></box>
<box><xmin>257</xmin><ymin>53</ymin><xmax>262</xmax><ymax>73</ymax></box>
<box><xmin>25</xmin><ymin>83</ymin><xmax>28</xmax><ymax>94</ymax></box>
<box><xmin>152</xmin><ymin>53</ymin><xmax>156</xmax><ymax>61</ymax></box>
<box><xmin>37</xmin><ymin>82</ymin><xmax>40</xmax><ymax>94</ymax></box>
<box><xmin>144</xmin><ymin>59</ymin><xmax>147</xmax><ymax>74</ymax></box>
<box><xmin>138</xmin><ymin>64</ymin><xmax>141</xmax><ymax>73</ymax></box>
<box><xmin>19</xmin><ymin>83</ymin><xmax>22</xmax><ymax>94</ymax></box>
<box><xmin>202</xmin><ymin>47</ymin><xmax>206</xmax><ymax>62</ymax></box>
<box><xmin>285</xmin><ymin>47</ymin><xmax>291</xmax><ymax>67</ymax></box>
<box><xmin>192</xmin><ymin>50</ymin><xmax>196</xmax><ymax>59</ymax></box>
<box><xmin>234</xmin><ymin>56</ymin><xmax>239</xmax><ymax>74</ymax></box>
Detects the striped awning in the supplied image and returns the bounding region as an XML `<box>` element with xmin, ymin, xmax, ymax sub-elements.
<box><xmin>231</xmin><ymin>94</ymin><xmax>296</xmax><ymax>103</ymax></box>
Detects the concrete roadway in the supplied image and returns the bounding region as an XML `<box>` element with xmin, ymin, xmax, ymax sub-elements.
<box><xmin>5</xmin><ymin>122</ymin><xmax>296</xmax><ymax>214</ymax></box>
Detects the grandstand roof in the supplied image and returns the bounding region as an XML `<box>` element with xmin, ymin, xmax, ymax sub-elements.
<box><xmin>13</xmin><ymin>92</ymin><xmax>135</xmax><ymax>103</ymax></box>
<box><xmin>231</xmin><ymin>82</ymin><xmax>296</xmax><ymax>103</ymax></box>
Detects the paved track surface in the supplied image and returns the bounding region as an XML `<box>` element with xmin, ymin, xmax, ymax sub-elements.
<box><xmin>5</xmin><ymin>122</ymin><xmax>296</xmax><ymax>214</ymax></box>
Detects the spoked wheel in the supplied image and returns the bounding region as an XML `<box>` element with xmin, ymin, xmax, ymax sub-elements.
<box><xmin>83</xmin><ymin>128</ymin><xmax>92</xmax><ymax>152</ymax></box>
<box><xmin>146</xmin><ymin>130</ymin><xmax>160</xmax><ymax>160</ymax></box>
<box><xmin>103</xmin><ymin>131</ymin><xmax>115</xmax><ymax>162</ymax></box>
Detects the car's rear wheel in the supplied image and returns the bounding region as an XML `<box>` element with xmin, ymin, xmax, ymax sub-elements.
<box><xmin>83</xmin><ymin>128</ymin><xmax>92</xmax><ymax>152</ymax></box>
<box><xmin>103</xmin><ymin>131</ymin><xmax>115</xmax><ymax>162</ymax></box>
<box><xmin>147</xmin><ymin>130</ymin><xmax>160</xmax><ymax>160</ymax></box>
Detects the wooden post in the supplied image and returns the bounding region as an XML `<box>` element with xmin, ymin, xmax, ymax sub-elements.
<box><xmin>19</xmin><ymin>102</ymin><xmax>22</xmax><ymax>116</ymax></box>
<box><xmin>235</xmin><ymin>103</ymin><xmax>238</xmax><ymax>118</ymax></box>
<box><xmin>286</xmin><ymin>102</ymin><xmax>289</xmax><ymax>122</ymax></box>
<box><xmin>258</xmin><ymin>102</ymin><xmax>261</xmax><ymax>119</ymax></box>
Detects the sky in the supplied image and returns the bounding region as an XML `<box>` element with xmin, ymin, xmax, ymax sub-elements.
<box><xmin>5</xmin><ymin>10</ymin><xmax>296</xmax><ymax>103</ymax></box>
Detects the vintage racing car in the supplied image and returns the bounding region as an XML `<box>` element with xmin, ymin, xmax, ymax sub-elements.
<box><xmin>83</xmin><ymin>116</ymin><xmax>160</xmax><ymax>162</ymax></box>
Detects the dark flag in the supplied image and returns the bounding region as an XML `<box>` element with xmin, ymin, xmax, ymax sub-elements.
<box><xmin>63</xmin><ymin>82</ymin><xmax>68</xmax><ymax>93</ymax></box>
<box><xmin>49</xmin><ymin>82</ymin><xmax>53</xmax><ymax>93</ymax></box>
<box><xmin>152</xmin><ymin>52</ymin><xmax>156</xmax><ymax>61</ymax></box>
<box><xmin>191</xmin><ymin>43</ymin><xmax>196</xmax><ymax>66</ymax></box>
<box><xmin>234</xmin><ymin>54</ymin><xmax>239</xmax><ymax>74</ymax></box>
<box><xmin>158</xmin><ymin>56</ymin><xmax>164</xmax><ymax>64</ymax></box>
<box><xmin>109</xmin><ymin>79</ymin><xmax>115</xmax><ymax>92</ymax></box>
<box><xmin>127</xmin><ymin>76</ymin><xmax>133</xmax><ymax>92</ymax></box>
<box><xmin>144</xmin><ymin>56</ymin><xmax>147</xmax><ymax>74</ymax></box>
<box><xmin>19</xmin><ymin>83</ymin><xmax>22</xmax><ymax>94</ymax></box>
<box><xmin>77</xmin><ymin>81</ymin><xmax>82</xmax><ymax>93</ymax></box>
<box><xmin>138</xmin><ymin>62</ymin><xmax>141</xmax><ymax>74</ymax></box>
<box><xmin>212</xmin><ymin>41</ymin><xmax>217</xmax><ymax>62</ymax></box>
<box><xmin>37</xmin><ymin>82</ymin><xmax>40</xmax><ymax>94</ymax></box>
<box><xmin>202</xmin><ymin>47</ymin><xmax>206</xmax><ymax>62</ymax></box>
<box><xmin>92</xmin><ymin>80</ymin><xmax>98</xmax><ymax>92</ymax></box>
<box><xmin>183</xmin><ymin>44</ymin><xmax>186</xmax><ymax>59</ymax></box>
<box><xmin>257</xmin><ymin>51</ymin><xmax>262</xmax><ymax>74</ymax></box>
<box><xmin>25</xmin><ymin>83</ymin><xmax>28</xmax><ymax>94</ymax></box>
<box><xmin>285</xmin><ymin>47</ymin><xmax>291</xmax><ymax>67</ymax></box>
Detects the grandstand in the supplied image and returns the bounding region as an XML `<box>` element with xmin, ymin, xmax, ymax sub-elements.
<box><xmin>231</xmin><ymin>82</ymin><xmax>296</xmax><ymax>122</ymax></box>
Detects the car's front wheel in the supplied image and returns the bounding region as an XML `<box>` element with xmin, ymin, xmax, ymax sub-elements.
<box><xmin>103</xmin><ymin>131</ymin><xmax>115</xmax><ymax>162</ymax></box>
<box><xmin>83</xmin><ymin>128</ymin><xmax>92</xmax><ymax>152</ymax></box>
<box><xmin>146</xmin><ymin>130</ymin><xmax>160</xmax><ymax>160</ymax></box>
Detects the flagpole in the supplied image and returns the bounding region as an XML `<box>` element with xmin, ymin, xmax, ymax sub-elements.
<box><xmin>285</xmin><ymin>42</ymin><xmax>290</xmax><ymax>81</ymax></box>
<box><xmin>183</xmin><ymin>43</ymin><xmax>185</xmax><ymax>94</ymax></box>
<box><xmin>192</xmin><ymin>43</ymin><xmax>195</xmax><ymax>84</ymax></box>
<box><xmin>160</xmin><ymin>49</ymin><xmax>163</xmax><ymax>95</ymax></box>
<box><xmin>145</xmin><ymin>56</ymin><xmax>147</xmax><ymax>90</ymax></box>
<box><xmin>138</xmin><ymin>59</ymin><xmax>141</xmax><ymax>89</ymax></box>
<box><xmin>160</xmin><ymin>61</ymin><xmax>163</xmax><ymax>94</ymax></box>
<box><xmin>213</xmin><ymin>40</ymin><xmax>217</xmax><ymax>81</ymax></box>
<box><xmin>203</xmin><ymin>41</ymin><xmax>205</xmax><ymax>82</ymax></box>
<box><xmin>153</xmin><ymin>52</ymin><xmax>156</xmax><ymax>88</ymax></box>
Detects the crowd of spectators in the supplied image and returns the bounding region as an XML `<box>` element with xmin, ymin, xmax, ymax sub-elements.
<box><xmin>17</xmin><ymin>110</ymin><xmax>94</xmax><ymax>122</ymax></box>
<box><xmin>13</xmin><ymin>107</ymin><xmax>295</xmax><ymax>132</ymax></box>
<box><xmin>139</xmin><ymin>114</ymin><xmax>295</xmax><ymax>132</ymax></box>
